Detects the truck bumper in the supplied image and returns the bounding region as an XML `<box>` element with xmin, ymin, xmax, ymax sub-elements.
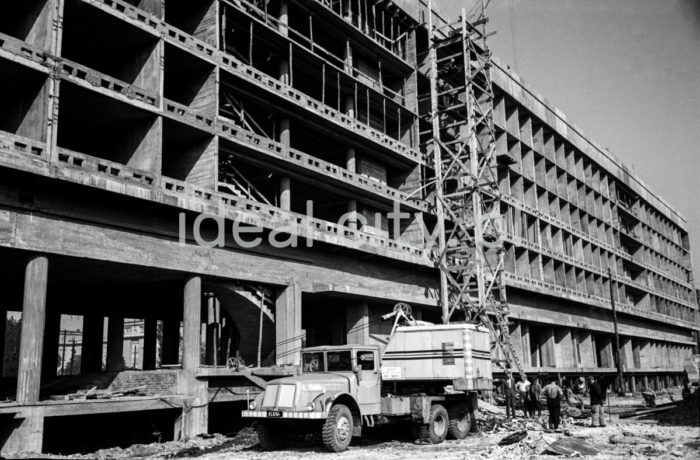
<box><xmin>242</xmin><ymin>410</ymin><xmax>327</xmax><ymax>420</ymax></box>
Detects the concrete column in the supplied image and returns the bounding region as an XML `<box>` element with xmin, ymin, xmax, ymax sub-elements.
<box><xmin>346</xmin><ymin>301</ymin><xmax>370</xmax><ymax>345</ymax></box>
<box><xmin>81</xmin><ymin>315</ymin><xmax>104</xmax><ymax>374</ymax></box>
<box><xmin>205</xmin><ymin>294</ymin><xmax>218</xmax><ymax>366</ymax></box>
<box><xmin>620</xmin><ymin>336</ymin><xmax>633</xmax><ymax>371</ymax></box>
<box><xmin>578</xmin><ymin>331</ymin><xmax>595</xmax><ymax>368</ymax></box>
<box><xmin>176</xmin><ymin>275</ymin><xmax>207</xmax><ymax>439</ymax></box>
<box><xmin>275</xmin><ymin>282</ymin><xmax>302</xmax><ymax>365</ymax></box>
<box><xmin>142</xmin><ymin>317</ymin><xmax>157</xmax><ymax>370</ymax></box>
<box><xmin>278</xmin><ymin>0</ymin><xmax>289</xmax><ymax>37</ymax></box>
<box><xmin>279</xmin><ymin>175</ymin><xmax>291</xmax><ymax>211</ymax></box>
<box><xmin>343</xmin><ymin>40</ymin><xmax>353</xmax><ymax>74</ymax></box>
<box><xmin>344</xmin><ymin>97</ymin><xmax>358</xmax><ymax>229</ymax></box>
<box><xmin>106</xmin><ymin>316</ymin><xmax>124</xmax><ymax>372</ymax></box>
<box><xmin>182</xmin><ymin>276</ymin><xmax>202</xmax><ymax>371</ymax></box>
<box><xmin>277</xmin><ymin>116</ymin><xmax>291</xmax><ymax>211</ymax></box>
<box><xmin>276</xmin><ymin>1</ymin><xmax>291</xmax><ymax>213</ymax></box>
<box><xmin>346</xmin><ymin>147</ymin><xmax>356</xmax><ymax>173</ymax></box>
<box><xmin>541</xmin><ymin>327</ymin><xmax>556</xmax><ymax>367</ymax></box>
<box><xmin>17</xmin><ymin>254</ymin><xmax>49</xmax><ymax>404</ymax></box>
<box><xmin>520</xmin><ymin>323</ymin><xmax>531</xmax><ymax>367</ymax></box>
<box><xmin>555</xmin><ymin>328</ymin><xmax>574</xmax><ymax>368</ymax></box>
<box><xmin>162</xmin><ymin>318</ymin><xmax>180</xmax><ymax>365</ymax></box>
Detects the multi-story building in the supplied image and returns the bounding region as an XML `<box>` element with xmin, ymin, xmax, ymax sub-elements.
<box><xmin>0</xmin><ymin>0</ymin><xmax>696</xmax><ymax>455</ymax></box>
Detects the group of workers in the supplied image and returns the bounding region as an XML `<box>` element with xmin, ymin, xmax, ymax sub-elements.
<box><xmin>503</xmin><ymin>374</ymin><xmax>608</xmax><ymax>430</ymax></box>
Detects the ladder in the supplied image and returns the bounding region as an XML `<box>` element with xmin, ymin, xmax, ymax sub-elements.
<box><xmin>426</xmin><ymin>1</ymin><xmax>525</xmax><ymax>381</ymax></box>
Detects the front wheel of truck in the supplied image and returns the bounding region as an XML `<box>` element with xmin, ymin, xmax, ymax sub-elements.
<box><xmin>322</xmin><ymin>404</ymin><xmax>353</xmax><ymax>452</ymax></box>
<box><xmin>256</xmin><ymin>420</ymin><xmax>285</xmax><ymax>450</ymax></box>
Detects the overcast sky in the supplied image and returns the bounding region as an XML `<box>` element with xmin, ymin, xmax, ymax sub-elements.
<box><xmin>442</xmin><ymin>0</ymin><xmax>700</xmax><ymax>286</ymax></box>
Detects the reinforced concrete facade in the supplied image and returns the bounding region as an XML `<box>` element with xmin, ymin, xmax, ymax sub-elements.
<box><xmin>0</xmin><ymin>0</ymin><xmax>697</xmax><ymax>454</ymax></box>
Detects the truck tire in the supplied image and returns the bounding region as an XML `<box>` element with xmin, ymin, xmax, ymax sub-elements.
<box><xmin>447</xmin><ymin>403</ymin><xmax>472</xmax><ymax>439</ymax></box>
<box><xmin>322</xmin><ymin>404</ymin><xmax>353</xmax><ymax>452</ymax></box>
<box><xmin>256</xmin><ymin>420</ymin><xmax>285</xmax><ymax>450</ymax></box>
<box><xmin>420</xmin><ymin>404</ymin><xmax>449</xmax><ymax>444</ymax></box>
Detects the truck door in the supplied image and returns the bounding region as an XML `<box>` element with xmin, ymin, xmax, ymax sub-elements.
<box><xmin>356</xmin><ymin>350</ymin><xmax>380</xmax><ymax>413</ymax></box>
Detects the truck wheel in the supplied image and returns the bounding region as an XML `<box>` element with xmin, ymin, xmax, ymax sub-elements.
<box><xmin>421</xmin><ymin>404</ymin><xmax>449</xmax><ymax>444</ymax></box>
<box><xmin>256</xmin><ymin>420</ymin><xmax>284</xmax><ymax>450</ymax></box>
<box><xmin>447</xmin><ymin>403</ymin><xmax>472</xmax><ymax>439</ymax></box>
<box><xmin>322</xmin><ymin>404</ymin><xmax>354</xmax><ymax>452</ymax></box>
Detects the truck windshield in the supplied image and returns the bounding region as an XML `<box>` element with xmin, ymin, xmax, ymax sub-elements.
<box><xmin>327</xmin><ymin>351</ymin><xmax>352</xmax><ymax>372</ymax></box>
<box><xmin>302</xmin><ymin>352</ymin><xmax>324</xmax><ymax>373</ymax></box>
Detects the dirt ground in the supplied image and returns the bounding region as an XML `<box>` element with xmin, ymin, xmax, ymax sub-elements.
<box><xmin>26</xmin><ymin>393</ymin><xmax>700</xmax><ymax>459</ymax></box>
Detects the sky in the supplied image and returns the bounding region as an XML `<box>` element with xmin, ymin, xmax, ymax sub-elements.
<box><xmin>442</xmin><ymin>0</ymin><xmax>700</xmax><ymax>286</ymax></box>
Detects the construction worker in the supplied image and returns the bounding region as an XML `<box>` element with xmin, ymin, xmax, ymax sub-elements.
<box><xmin>542</xmin><ymin>377</ymin><xmax>563</xmax><ymax>430</ymax></box>
<box><xmin>503</xmin><ymin>374</ymin><xmax>516</xmax><ymax>418</ymax></box>
<box><xmin>529</xmin><ymin>377</ymin><xmax>542</xmax><ymax>417</ymax></box>
<box><xmin>515</xmin><ymin>375</ymin><xmax>530</xmax><ymax>416</ymax></box>
<box><xmin>588</xmin><ymin>376</ymin><xmax>606</xmax><ymax>427</ymax></box>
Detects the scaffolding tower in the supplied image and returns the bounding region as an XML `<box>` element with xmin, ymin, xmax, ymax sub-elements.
<box><xmin>427</xmin><ymin>2</ymin><xmax>525</xmax><ymax>379</ymax></box>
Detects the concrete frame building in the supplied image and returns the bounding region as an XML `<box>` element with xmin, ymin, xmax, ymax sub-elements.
<box><xmin>0</xmin><ymin>0</ymin><xmax>697</xmax><ymax>455</ymax></box>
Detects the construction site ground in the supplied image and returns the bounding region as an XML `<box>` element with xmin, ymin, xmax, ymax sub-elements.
<box><xmin>20</xmin><ymin>391</ymin><xmax>699</xmax><ymax>459</ymax></box>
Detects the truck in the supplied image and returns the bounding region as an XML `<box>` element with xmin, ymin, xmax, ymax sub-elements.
<box><xmin>241</xmin><ymin>305</ymin><xmax>493</xmax><ymax>452</ymax></box>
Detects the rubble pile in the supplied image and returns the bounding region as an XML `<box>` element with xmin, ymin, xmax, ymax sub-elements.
<box><xmin>657</xmin><ymin>391</ymin><xmax>700</xmax><ymax>426</ymax></box>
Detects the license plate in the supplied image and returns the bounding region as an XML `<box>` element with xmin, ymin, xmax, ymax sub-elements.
<box><xmin>267</xmin><ymin>410</ymin><xmax>282</xmax><ymax>418</ymax></box>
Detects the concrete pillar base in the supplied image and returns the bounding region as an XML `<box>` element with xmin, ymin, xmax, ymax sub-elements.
<box><xmin>174</xmin><ymin>372</ymin><xmax>208</xmax><ymax>440</ymax></box>
<box><xmin>0</xmin><ymin>414</ymin><xmax>44</xmax><ymax>457</ymax></box>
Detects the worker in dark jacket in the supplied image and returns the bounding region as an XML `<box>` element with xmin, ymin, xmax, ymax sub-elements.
<box><xmin>588</xmin><ymin>376</ymin><xmax>606</xmax><ymax>427</ymax></box>
<box><xmin>542</xmin><ymin>377</ymin><xmax>563</xmax><ymax>430</ymax></box>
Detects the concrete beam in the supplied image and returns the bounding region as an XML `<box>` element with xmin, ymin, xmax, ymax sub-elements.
<box><xmin>0</xmin><ymin>192</ymin><xmax>437</xmax><ymax>306</ymax></box>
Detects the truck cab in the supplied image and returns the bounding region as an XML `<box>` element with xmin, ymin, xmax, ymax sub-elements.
<box><xmin>242</xmin><ymin>345</ymin><xmax>380</xmax><ymax>451</ymax></box>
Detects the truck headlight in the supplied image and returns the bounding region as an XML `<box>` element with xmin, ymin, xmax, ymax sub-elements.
<box><xmin>307</xmin><ymin>402</ymin><xmax>315</xmax><ymax>411</ymax></box>
<box><xmin>249</xmin><ymin>401</ymin><xmax>256</xmax><ymax>410</ymax></box>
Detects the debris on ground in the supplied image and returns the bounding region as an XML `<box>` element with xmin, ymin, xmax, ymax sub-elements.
<box><xmin>48</xmin><ymin>386</ymin><xmax>147</xmax><ymax>401</ymax></box>
<box><xmin>544</xmin><ymin>437</ymin><xmax>599</xmax><ymax>456</ymax></box>
<box><xmin>656</xmin><ymin>390</ymin><xmax>700</xmax><ymax>426</ymax></box>
<box><xmin>498</xmin><ymin>430</ymin><xmax>527</xmax><ymax>446</ymax></box>
<box><xmin>21</xmin><ymin>392</ymin><xmax>700</xmax><ymax>459</ymax></box>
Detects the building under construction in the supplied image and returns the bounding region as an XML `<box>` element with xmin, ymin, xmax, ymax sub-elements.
<box><xmin>0</xmin><ymin>0</ymin><xmax>697</xmax><ymax>455</ymax></box>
